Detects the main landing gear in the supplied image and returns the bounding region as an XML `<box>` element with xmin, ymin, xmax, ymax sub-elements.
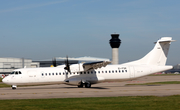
<box><xmin>78</xmin><ymin>82</ymin><xmax>91</xmax><ymax>88</ymax></box>
<box><xmin>85</xmin><ymin>82</ymin><xmax>91</xmax><ymax>88</ymax></box>
<box><xmin>11</xmin><ymin>85</ymin><xmax>17</xmax><ymax>89</ymax></box>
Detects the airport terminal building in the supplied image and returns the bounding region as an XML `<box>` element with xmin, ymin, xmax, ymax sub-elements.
<box><xmin>0</xmin><ymin>57</ymin><xmax>109</xmax><ymax>74</ymax></box>
<box><xmin>0</xmin><ymin>58</ymin><xmax>39</xmax><ymax>74</ymax></box>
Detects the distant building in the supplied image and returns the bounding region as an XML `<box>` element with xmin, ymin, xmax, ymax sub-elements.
<box><xmin>173</xmin><ymin>64</ymin><xmax>180</xmax><ymax>69</ymax></box>
<box><xmin>34</xmin><ymin>60</ymin><xmax>78</xmax><ymax>67</ymax></box>
<box><xmin>34</xmin><ymin>56</ymin><xmax>110</xmax><ymax>67</ymax></box>
<box><xmin>0</xmin><ymin>56</ymin><xmax>109</xmax><ymax>74</ymax></box>
<box><xmin>0</xmin><ymin>58</ymin><xmax>39</xmax><ymax>74</ymax></box>
<box><xmin>165</xmin><ymin>64</ymin><xmax>180</xmax><ymax>74</ymax></box>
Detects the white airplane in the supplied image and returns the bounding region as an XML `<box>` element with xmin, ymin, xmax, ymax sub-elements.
<box><xmin>2</xmin><ymin>37</ymin><xmax>175</xmax><ymax>89</ymax></box>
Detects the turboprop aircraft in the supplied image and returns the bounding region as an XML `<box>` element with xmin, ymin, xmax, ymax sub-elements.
<box><xmin>2</xmin><ymin>37</ymin><xmax>175</xmax><ymax>89</ymax></box>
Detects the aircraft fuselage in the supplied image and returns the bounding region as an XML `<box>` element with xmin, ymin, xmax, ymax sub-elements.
<box><xmin>3</xmin><ymin>65</ymin><xmax>172</xmax><ymax>86</ymax></box>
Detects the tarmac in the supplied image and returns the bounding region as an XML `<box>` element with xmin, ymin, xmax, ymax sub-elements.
<box><xmin>1</xmin><ymin>75</ymin><xmax>180</xmax><ymax>99</ymax></box>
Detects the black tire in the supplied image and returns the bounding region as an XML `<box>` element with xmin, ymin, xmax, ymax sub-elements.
<box><xmin>85</xmin><ymin>83</ymin><xmax>91</xmax><ymax>88</ymax></box>
<box><xmin>11</xmin><ymin>85</ymin><xmax>17</xmax><ymax>90</ymax></box>
<box><xmin>12</xmin><ymin>87</ymin><xmax>16</xmax><ymax>89</ymax></box>
<box><xmin>78</xmin><ymin>82</ymin><xmax>83</xmax><ymax>88</ymax></box>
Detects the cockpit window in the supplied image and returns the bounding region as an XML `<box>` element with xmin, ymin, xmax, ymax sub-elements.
<box><xmin>15</xmin><ymin>71</ymin><xmax>18</xmax><ymax>75</ymax></box>
<box><xmin>12</xmin><ymin>71</ymin><xmax>22</xmax><ymax>75</ymax></box>
<box><xmin>11</xmin><ymin>71</ymin><xmax>15</xmax><ymax>74</ymax></box>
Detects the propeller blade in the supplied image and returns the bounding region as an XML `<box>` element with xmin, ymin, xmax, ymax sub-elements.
<box><xmin>64</xmin><ymin>56</ymin><xmax>71</xmax><ymax>73</ymax></box>
<box><xmin>52</xmin><ymin>57</ymin><xmax>57</xmax><ymax>67</ymax></box>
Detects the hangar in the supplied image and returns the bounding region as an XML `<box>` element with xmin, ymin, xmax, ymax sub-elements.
<box><xmin>0</xmin><ymin>58</ymin><xmax>39</xmax><ymax>74</ymax></box>
<box><xmin>34</xmin><ymin>56</ymin><xmax>110</xmax><ymax>67</ymax></box>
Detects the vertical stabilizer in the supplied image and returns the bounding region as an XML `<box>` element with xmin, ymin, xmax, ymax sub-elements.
<box><xmin>124</xmin><ymin>37</ymin><xmax>175</xmax><ymax>66</ymax></box>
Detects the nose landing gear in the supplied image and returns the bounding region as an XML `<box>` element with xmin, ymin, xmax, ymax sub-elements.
<box><xmin>11</xmin><ymin>85</ymin><xmax>17</xmax><ymax>89</ymax></box>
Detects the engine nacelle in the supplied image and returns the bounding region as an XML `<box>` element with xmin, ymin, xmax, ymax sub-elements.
<box><xmin>70</xmin><ymin>63</ymin><xmax>85</xmax><ymax>73</ymax></box>
<box><xmin>64</xmin><ymin>77</ymin><xmax>82</xmax><ymax>86</ymax></box>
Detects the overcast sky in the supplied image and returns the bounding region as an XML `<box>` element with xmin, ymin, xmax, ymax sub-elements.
<box><xmin>0</xmin><ymin>0</ymin><xmax>180</xmax><ymax>65</ymax></box>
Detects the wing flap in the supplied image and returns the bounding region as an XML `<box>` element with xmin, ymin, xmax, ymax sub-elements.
<box><xmin>83</xmin><ymin>61</ymin><xmax>111</xmax><ymax>71</ymax></box>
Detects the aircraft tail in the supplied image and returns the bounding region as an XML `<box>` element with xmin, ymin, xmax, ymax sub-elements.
<box><xmin>124</xmin><ymin>37</ymin><xmax>175</xmax><ymax>66</ymax></box>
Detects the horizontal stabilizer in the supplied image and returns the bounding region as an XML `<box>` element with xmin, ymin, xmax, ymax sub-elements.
<box><xmin>123</xmin><ymin>37</ymin><xmax>175</xmax><ymax>66</ymax></box>
<box><xmin>155</xmin><ymin>37</ymin><xmax>175</xmax><ymax>43</ymax></box>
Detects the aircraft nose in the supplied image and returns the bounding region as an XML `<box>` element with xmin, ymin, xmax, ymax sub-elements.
<box><xmin>2</xmin><ymin>77</ymin><xmax>8</xmax><ymax>84</ymax></box>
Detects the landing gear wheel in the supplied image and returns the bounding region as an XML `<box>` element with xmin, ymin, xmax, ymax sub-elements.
<box><xmin>11</xmin><ymin>85</ymin><xmax>17</xmax><ymax>90</ymax></box>
<box><xmin>85</xmin><ymin>82</ymin><xmax>91</xmax><ymax>88</ymax></box>
<box><xmin>78</xmin><ymin>82</ymin><xmax>83</xmax><ymax>88</ymax></box>
<box><xmin>12</xmin><ymin>87</ymin><xmax>16</xmax><ymax>89</ymax></box>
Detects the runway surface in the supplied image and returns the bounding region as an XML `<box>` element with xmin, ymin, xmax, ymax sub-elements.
<box><xmin>1</xmin><ymin>75</ymin><xmax>180</xmax><ymax>99</ymax></box>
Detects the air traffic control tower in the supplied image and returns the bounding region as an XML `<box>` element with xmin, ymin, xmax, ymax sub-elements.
<box><xmin>109</xmin><ymin>34</ymin><xmax>121</xmax><ymax>64</ymax></box>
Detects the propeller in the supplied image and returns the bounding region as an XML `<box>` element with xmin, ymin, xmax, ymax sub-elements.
<box><xmin>52</xmin><ymin>57</ymin><xmax>57</xmax><ymax>67</ymax></box>
<box><xmin>64</xmin><ymin>56</ymin><xmax>71</xmax><ymax>73</ymax></box>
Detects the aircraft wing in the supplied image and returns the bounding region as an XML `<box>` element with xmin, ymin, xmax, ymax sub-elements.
<box><xmin>83</xmin><ymin>61</ymin><xmax>111</xmax><ymax>71</ymax></box>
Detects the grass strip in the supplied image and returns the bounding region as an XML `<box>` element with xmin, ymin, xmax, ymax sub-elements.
<box><xmin>0</xmin><ymin>83</ymin><xmax>50</xmax><ymax>88</ymax></box>
<box><xmin>127</xmin><ymin>81</ymin><xmax>180</xmax><ymax>85</ymax></box>
<box><xmin>1</xmin><ymin>79</ymin><xmax>180</xmax><ymax>88</ymax></box>
<box><xmin>0</xmin><ymin>83</ymin><xmax>10</xmax><ymax>88</ymax></box>
<box><xmin>0</xmin><ymin>96</ymin><xmax>180</xmax><ymax>110</ymax></box>
<box><xmin>149</xmin><ymin>74</ymin><xmax>180</xmax><ymax>76</ymax></box>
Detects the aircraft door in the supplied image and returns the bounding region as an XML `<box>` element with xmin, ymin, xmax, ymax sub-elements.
<box><xmin>129</xmin><ymin>66</ymin><xmax>135</xmax><ymax>78</ymax></box>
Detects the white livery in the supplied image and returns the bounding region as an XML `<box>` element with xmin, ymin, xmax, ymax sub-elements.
<box><xmin>2</xmin><ymin>37</ymin><xmax>175</xmax><ymax>89</ymax></box>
